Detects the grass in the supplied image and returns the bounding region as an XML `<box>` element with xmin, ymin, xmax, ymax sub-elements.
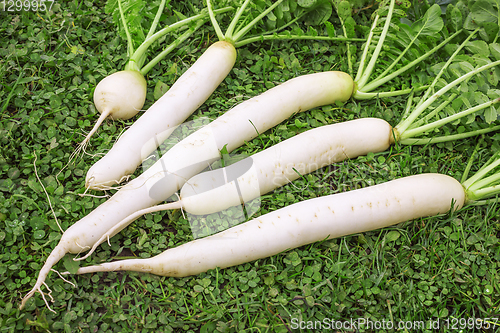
<box><xmin>0</xmin><ymin>1</ymin><xmax>499</xmax><ymax>332</ymax></box>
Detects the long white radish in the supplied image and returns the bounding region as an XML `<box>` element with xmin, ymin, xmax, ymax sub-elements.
<box><xmin>76</xmin><ymin>173</ymin><xmax>465</xmax><ymax>277</ymax></box>
<box><xmin>20</xmin><ymin>71</ymin><xmax>353</xmax><ymax>311</ymax></box>
<box><xmin>180</xmin><ymin>118</ymin><xmax>392</xmax><ymax>215</ymax></box>
<box><xmin>86</xmin><ymin>41</ymin><xmax>237</xmax><ymax>190</ymax></box>
<box><xmin>78</xmin><ymin>118</ymin><xmax>393</xmax><ymax>260</ymax></box>
<box><xmin>63</xmin><ymin>5</ymin><xmax>226</xmax><ymax>168</ymax></box>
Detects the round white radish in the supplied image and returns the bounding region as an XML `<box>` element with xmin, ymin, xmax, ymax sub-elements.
<box><xmin>76</xmin><ymin>173</ymin><xmax>465</xmax><ymax>277</ymax></box>
<box><xmin>87</xmin><ymin>70</ymin><xmax>147</xmax><ymax>146</ymax></box>
<box><xmin>86</xmin><ymin>41</ymin><xmax>237</xmax><ymax>190</ymax></box>
<box><xmin>60</xmin><ymin>70</ymin><xmax>147</xmax><ymax>172</ymax></box>
<box><xmin>20</xmin><ymin>71</ymin><xmax>353</xmax><ymax>311</ymax></box>
<box><xmin>93</xmin><ymin>70</ymin><xmax>147</xmax><ymax>120</ymax></box>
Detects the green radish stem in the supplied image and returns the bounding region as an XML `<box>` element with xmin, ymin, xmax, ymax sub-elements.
<box><xmin>395</xmin><ymin>60</ymin><xmax>500</xmax><ymax>139</ymax></box>
<box><xmin>234</xmin><ymin>34</ymin><xmax>364</xmax><ymax>48</ymax></box>
<box><xmin>462</xmin><ymin>151</ymin><xmax>500</xmax><ymax>204</ymax></box>
<box><xmin>136</xmin><ymin>0</ymin><xmax>168</xmax><ymax>67</ymax></box>
<box><xmin>205</xmin><ymin>0</ymin><xmax>352</xmax><ymax>47</ymax></box>
<box><xmin>117</xmin><ymin>0</ymin><xmax>134</xmax><ymax>57</ymax></box>
<box><xmin>355</xmin><ymin>0</ymin><xmax>396</xmax><ymax>89</ymax></box>
<box><xmin>129</xmin><ymin>7</ymin><xmax>234</xmax><ymax>73</ymax></box>
<box><xmin>352</xmin><ymin>1</ymin><xmax>461</xmax><ymax>100</ymax></box>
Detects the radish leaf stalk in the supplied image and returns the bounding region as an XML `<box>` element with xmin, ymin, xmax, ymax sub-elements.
<box><xmin>351</xmin><ymin>0</ymin><xmax>454</xmax><ymax>99</ymax></box>
<box><xmin>206</xmin><ymin>0</ymin><xmax>362</xmax><ymax>48</ymax></box>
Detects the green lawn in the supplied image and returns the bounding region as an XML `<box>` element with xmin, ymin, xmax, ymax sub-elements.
<box><xmin>0</xmin><ymin>1</ymin><xmax>499</xmax><ymax>332</ymax></box>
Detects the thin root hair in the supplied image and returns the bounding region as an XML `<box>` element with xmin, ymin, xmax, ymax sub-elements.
<box><xmin>51</xmin><ymin>269</ymin><xmax>76</xmax><ymax>288</ymax></box>
<box><xmin>34</xmin><ymin>152</ymin><xmax>63</xmax><ymax>233</ymax></box>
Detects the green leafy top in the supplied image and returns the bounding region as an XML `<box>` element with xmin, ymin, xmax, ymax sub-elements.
<box><xmin>105</xmin><ymin>0</ymin><xmax>169</xmax><ymax>60</ymax></box>
<box><xmin>462</xmin><ymin>0</ymin><xmax>500</xmax><ymax>42</ymax></box>
<box><xmin>206</xmin><ymin>0</ymin><xmax>361</xmax><ymax>48</ymax></box>
<box><xmin>335</xmin><ymin>0</ymin><xmax>500</xmax><ymax>147</ymax></box>
<box><xmin>463</xmin><ymin>146</ymin><xmax>500</xmax><ymax>205</ymax></box>
<box><xmin>392</xmin><ymin>33</ymin><xmax>500</xmax><ymax>146</ymax></box>
<box><xmin>103</xmin><ymin>0</ymin><xmax>233</xmax><ymax>74</ymax></box>
<box><xmin>352</xmin><ymin>0</ymin><xmax>451</xmax><ymax>99</ymax></box>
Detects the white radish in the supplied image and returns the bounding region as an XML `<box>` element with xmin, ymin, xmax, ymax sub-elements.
<box><xmin>91</xmin><ymin>70</ymin><xmax>147</xmax><ymax>132</ymax></box>
<box><xmin>75</xmin><ymin>173</ymin><xmax>465</xmax><ymax>277</ymax></box>
<box><xmin>93</xmin><ymin>70</ymin><xmax>147</xmax><ymax>122</ymax></box>
<box><xmin>20</xmin><ymin>71</ymin><xmax>353</xmax><ymax>311</ymax></box>
<box><xmin>65</xmin><ymin>5</ymin><xmax>221</xmax><ymax>166</ymax></box>
<box><xmin>180</xmin><ymin>118</ymin><xmax>392</xmax><ymax>215</ymax></box>
<box><xmin>66</xmin><ymin>70</ymin><xmax>147</xmax><ymax>164</ymax></box>
<box><xmin>86</xmin><ymin>41</ymin><xmax>237</xmax><ymax>190</ymax></box>
<box><xmin>59</xmin><ymin>6</ymin><xmax>233</xmax><ymax>175</ymax></box>
<box><xmin>78</xmin><ymin>117</ymin><xmax>392</xmax><ymax>260</ymax></box>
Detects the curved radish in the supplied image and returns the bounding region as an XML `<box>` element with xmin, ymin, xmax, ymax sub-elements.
<box><xmin>86</xmin><ymin>41</ymin><xmax>237</xmax><ymax>190</ymax></box>
<box><xmin>78</xmin><ymin>118</ymin><xmax>392</xmax><ymax>260</ymax></box>
<box><xmin>75</xmin><ymin>174</ymin><xmax>465</xmax><ymax>277</ymax></box>
<box><xmin>20</xmin><ymin>71</ymin><xmax>353</xmax><ymax>311</ymax></box>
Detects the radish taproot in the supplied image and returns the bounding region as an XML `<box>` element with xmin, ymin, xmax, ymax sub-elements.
<box><xmin>85</xmin><ymin>0</ymin><xmax>361</xmax><ymax>190</ymax></box>
<box><xmin>75</xmin><ymin>173</ymin><xmax>466</xmax><ymax>277</ymax></box>
<box><xmin>20</xmin><ymin>71</ymin><xmax>354</xmax><ymax>311</ymax></box>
